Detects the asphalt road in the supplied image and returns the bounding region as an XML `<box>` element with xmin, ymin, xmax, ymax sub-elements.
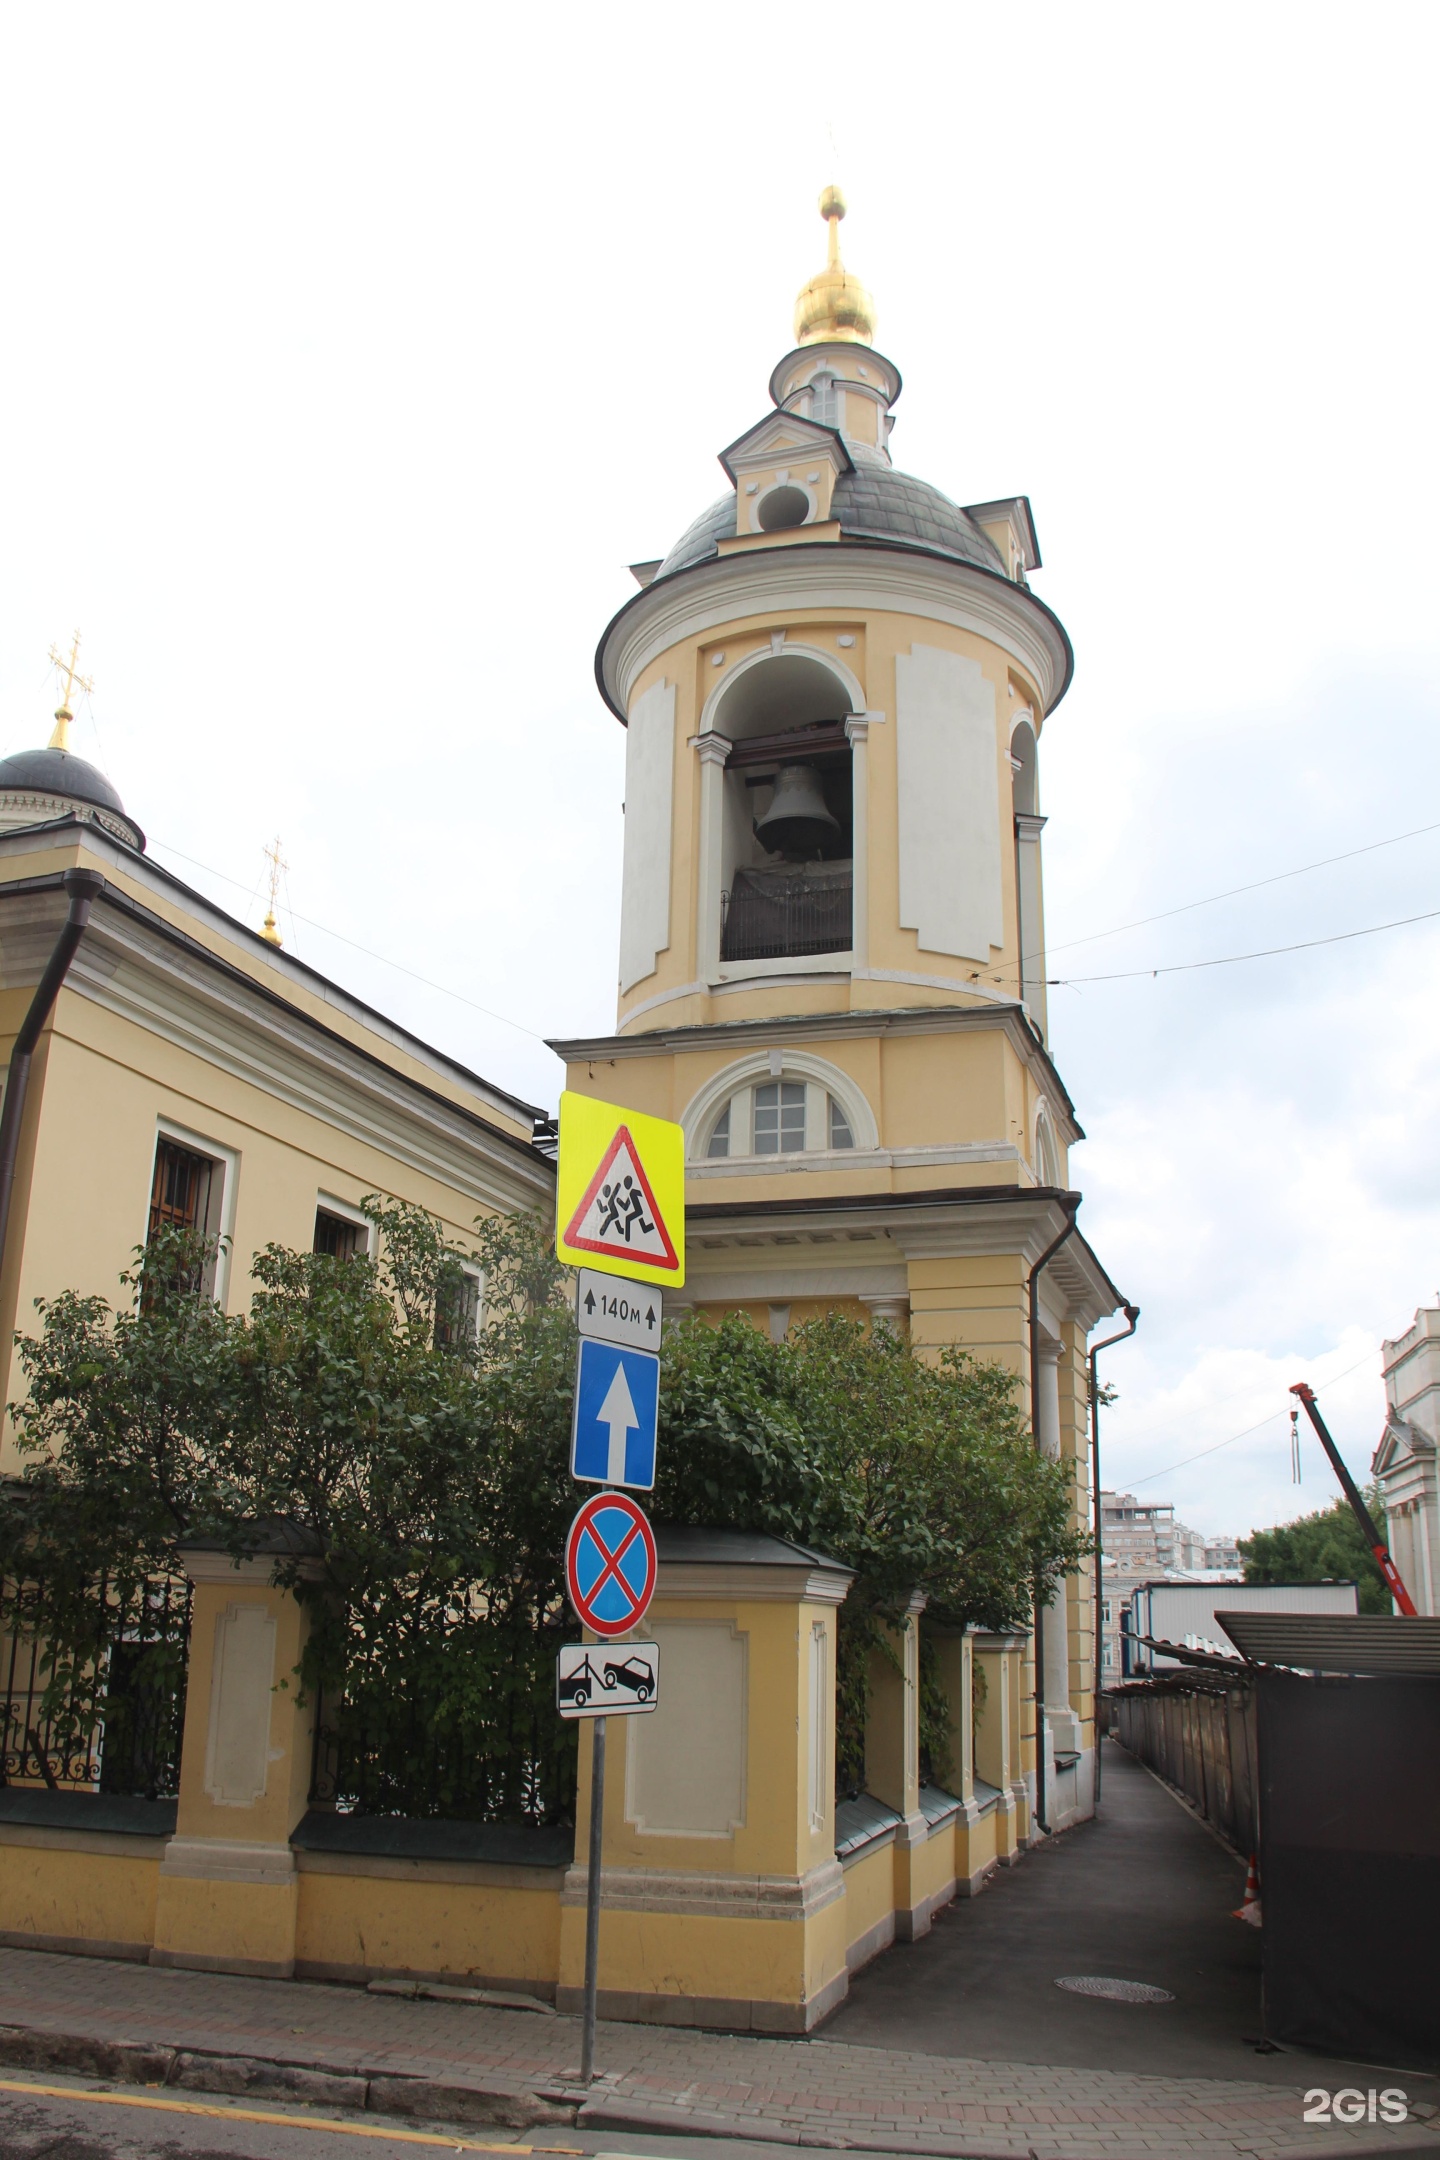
<box><xmin>824</xmin><ymin>1739</ymin><xmax>1440</xmax><ymax>2102</ymax></box>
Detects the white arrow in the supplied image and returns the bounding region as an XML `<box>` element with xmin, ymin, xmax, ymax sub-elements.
<box><xmin>597</xmin><ymin>1360</ymin><xmax>640</xmax><ymax>1483</ymax></box>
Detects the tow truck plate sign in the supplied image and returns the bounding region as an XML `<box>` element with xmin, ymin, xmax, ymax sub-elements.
<box><xmin>556</xmin><ymin>1640</ymin><xmax>659</xmax><ymax>1719</ymax></box>
<box><xmin>577</xmin><ymin>1269</ymin><xmax>663</xmax><ymax>1352</ymax></box>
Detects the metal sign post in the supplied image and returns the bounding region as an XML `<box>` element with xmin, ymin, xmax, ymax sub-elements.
<box><xmin>561</xmin><ymin>1491</ymin><xmax>659</xmax><ymax>2083</ymax></box>
<box><xmin>579</xmin><ymin>1712</ymin><xmax>605</xmax><ymax>2085</ymax></box>
<box><xmin>556</xmin><ymin>1095</ymin><xmax>684</xmax><ymax>2085</ymax></box>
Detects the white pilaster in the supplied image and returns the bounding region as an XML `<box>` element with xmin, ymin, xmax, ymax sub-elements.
<box><xmin>691</xmin><ymin>732</ymin><xmax>729</xmax><ymax>985</ymax></box>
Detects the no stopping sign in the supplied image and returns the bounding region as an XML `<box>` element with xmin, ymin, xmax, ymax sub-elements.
<box><xmin>565</xmin><ymin>1491</ymin><xmax>658</xmax><ymax>1638</ymax></box>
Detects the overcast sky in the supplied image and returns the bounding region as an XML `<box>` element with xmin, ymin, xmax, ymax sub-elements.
<box><xmin>2</xmin><ymin>4</ymin><xmax>1436</xmax><ymax>1541</ymax></box>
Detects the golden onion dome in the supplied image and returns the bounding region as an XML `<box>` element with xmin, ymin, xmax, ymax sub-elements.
<box><xmin>793</xmin><ymin>185</ymin><xmax>876</xmax><ymax>347</ymax></box>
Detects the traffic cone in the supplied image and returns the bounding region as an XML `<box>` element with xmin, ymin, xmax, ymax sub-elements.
<box><xmin>1233</xmin><ymin>1854</ymin><xmax>1262</xmax><ymax>1927</ymax></box>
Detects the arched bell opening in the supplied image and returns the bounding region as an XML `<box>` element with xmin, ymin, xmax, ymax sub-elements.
<box><xmin>710</xmin><ymin>652</ymin><xmax>859</xmax><ymax>966</ymax></box>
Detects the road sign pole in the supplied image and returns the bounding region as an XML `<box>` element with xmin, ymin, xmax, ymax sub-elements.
<box><xmin>579</xmin><ymin>1713</ymin><xmax>606</xmax><ymax>2084</ymax></box>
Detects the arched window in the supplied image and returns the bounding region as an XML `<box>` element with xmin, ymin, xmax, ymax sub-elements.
<box><xmin>808</xmin><ymin>370</ymin><xmax>840</xmax><ymax>427</ymax></box>
<box><xmin>686</xmin><ymin>1053</ymin><xmax>875</xmax><ymax>1163</ymax></box>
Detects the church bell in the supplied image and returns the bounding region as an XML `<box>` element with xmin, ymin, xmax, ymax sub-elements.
<box><xmin>754</xmin><ymin>763</ymin><xmax>840</xmax><ymax>860</ymax></box>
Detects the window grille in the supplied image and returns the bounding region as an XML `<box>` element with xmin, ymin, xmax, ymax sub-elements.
<box><xmin>314</xmin><ymin>1208</ymin><xmax>366</xmax><ymax>1260</ymax></box>
<box><xmin>148</xmin><ymin>1139</ymin><xmax>217</xmax><ymax>1242</ymax></box>
<box><xmin>434</xmin><ymin>1268</ymin><xmax>481</xmax><ymax>1351</ymax></box>
<box><xmin>720</xmin><ymin>865</ymin><xmax>852</xmax><ymax>962</ymax></box>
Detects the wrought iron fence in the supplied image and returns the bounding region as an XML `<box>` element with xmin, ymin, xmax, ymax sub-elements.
<box><xmin>309</xmin><ymin>1621</ymin><xmax>577</xmax><ymax>1826</ymax></box>
<box><xmin>721</xmin><ymin>867</ymin><xmax>852</xmax><ymax>962</ymax></box>
<box><xmin>0</xmin><ymin>1573</ymin><xmax>192</xmax><ymax>1799</ymax></box>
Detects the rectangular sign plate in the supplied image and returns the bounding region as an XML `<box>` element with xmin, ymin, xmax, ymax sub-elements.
<box><xmin>556</xmin><ymin>1639</ymin><xmax>658</xmax><ymax>1719</ymax></box>
<box><xmin>556</xmin><ymin>1091</ymin><xmax>685</xmax><ymax>1289</ymax></box>
<box><xmin>570</xmin><ymin>1338</ymin><xmax>660</xmax><ymax>1491</ymax></box>
<box><xmin>577</xmin><ymin>1269</ymin><xmax>663</xmax><ymax>1352</ymax></box>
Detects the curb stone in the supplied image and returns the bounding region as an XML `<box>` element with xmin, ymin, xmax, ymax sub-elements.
<box><xmin>171</xmin><ymin>2051</ymin><xmax>368</xmax><ymax>2110</ymax></box>
<box><xmin>0</xmin><ymin>2025</ymin><xmax>175</xmax><ymax>2088</ymax></box>
<box><xmin>0</xmin><ymin>2023</ymin><xmax>575</xmax><ymax>2133</ymax></box>
<box><xmin>367</xmin><ymin>2073</ymin><xmax>573</xmax><ymax>2128</ymax></box>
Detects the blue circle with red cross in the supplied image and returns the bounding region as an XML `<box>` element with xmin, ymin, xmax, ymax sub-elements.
<box><xmin>565</xmin><ymin>1491</ymin><xmax>657</xmax><ymax>1638</ymax></box>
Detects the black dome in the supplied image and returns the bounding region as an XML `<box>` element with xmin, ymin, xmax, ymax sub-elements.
<box><xmin>654</xmin><ymin>462</ymin><xmax>1008</xmax><ymax>582</ymax></box>
<box><xmin>0</xmin><ymin>747</ymin><xmax>128</xmax><ymax>818</ymax></box>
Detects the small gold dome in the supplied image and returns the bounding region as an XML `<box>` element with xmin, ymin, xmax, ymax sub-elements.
<box><xmin>793</xmin><ymin>185</ymin><xmax>876</xmax><ymax>347</ymax></box>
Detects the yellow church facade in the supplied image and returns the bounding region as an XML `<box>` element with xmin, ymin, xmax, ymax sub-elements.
<box><xmin>0</xmin><ymin>198</ymin><xmax>1129</xmax><ymax>2031</ymax></box>
<box><xmin>557</xmin><ymin>192</ymin><xmax>1126</xmax><ymax>1835</ymax></box>
<box><xmin>0</xmin><ymin>721</ymin><xmax>554</xmax><ymax>1468</ymax></box>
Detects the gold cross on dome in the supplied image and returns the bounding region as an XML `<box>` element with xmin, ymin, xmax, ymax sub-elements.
<box><xmin>47</xmin><ymin>629</ymin><xmax>94</xmax><ymax>750</ymax></box>
<box><xmin>261</xmin><ymin>836</ymin><xmax>287</xmax><ymax>947</ymax></box>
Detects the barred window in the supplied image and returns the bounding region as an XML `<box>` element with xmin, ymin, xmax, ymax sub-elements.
<box><xmin>435</xmin><ymin>1267</ymin><xmax>482</xmax><ymax>1352</ymax></box>
<box><xmin>147</xmin><ymin>1136</ymin><xmax>224</xmax><ymax>1298</ymax></box>
<box><xmin>314</xmin><ymin>1207</ymin><xmax>367</xmax><ymax>1259</ymax></box>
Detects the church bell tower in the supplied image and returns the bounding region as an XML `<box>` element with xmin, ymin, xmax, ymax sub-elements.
<box><xmin>555</xmin><ymin>193</ymin><xmax>1127</xmax><ymax>1833</ymax></box>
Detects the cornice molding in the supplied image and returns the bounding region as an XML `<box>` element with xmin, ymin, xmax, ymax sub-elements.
<box><xmin>655</xmin><ymin>1560</ymin><xmax>851</xmax><ymax>1606</ymax></box>
<box><xmin>551</xmin><ymin>1003</ymin><xmax>1083</xmax><ymax>1146</ymax></box>
<box><xmin>54</xmin><ymin>899</ymin><xmax>555</xmax><ymax>1218</ymax></box>
<box><xmin>686</xmin><ymin>1140</ymin><xmax>1019</xmax><ymax>1181</ymax></box>
<box><xmin>597</xmin><ymin>545</ymin><xmax>1072</xmax><ymax>723</ymax></box>
<box><xmin>0</xmin><ymin>827</ymin><xmax>543</xmax><ymax>1135</ymax></box>
<box><xmin>677</xmin><ymin>1184</ymin><xmax>1123</xmax><ymax>1330</ymax></box>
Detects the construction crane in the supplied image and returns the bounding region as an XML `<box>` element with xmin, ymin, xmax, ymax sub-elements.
<box><xmin>1288</xmin><ymin>1382</ymin><xmax>1417</xmax><ymax>1616</ymax></box>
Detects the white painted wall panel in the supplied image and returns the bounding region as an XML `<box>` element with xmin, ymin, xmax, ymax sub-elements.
<box><xmin>895</xmin><ymin>645</ymin><xmax>1003</xmax><ymax>961</ymax></box>
<box><xmin>618</xmin><ymin>679</ymin><xmax>675</xmax><ymax>992</ymax></box>
<box><xmin>625</xmin><ymin>1621</ymin><xmax>747</xmax><ymax>1836</ymax></box>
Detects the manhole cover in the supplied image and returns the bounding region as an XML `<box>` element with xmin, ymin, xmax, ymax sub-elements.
<box><xmin>1055</xmin><ymin>1976</ymin><xmax>1175</xmax><ymax>2003</ymax></box>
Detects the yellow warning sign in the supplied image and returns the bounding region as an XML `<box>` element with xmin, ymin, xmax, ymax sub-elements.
<box><xmin>556</xmin><ymin>1092</ymin><xmax>685</xmax><ymax>1288</ymax></box>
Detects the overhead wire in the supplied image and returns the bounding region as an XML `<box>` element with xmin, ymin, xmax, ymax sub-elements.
<box><xmin>1046</xmin><ymin>904</ymin><xmax>1440</xmax><ymax>986</ymax></box>
<box><xmin>1125</xmin><ymin>1346</ymin><xmax>1379</xmax><ymax>1488</ymax></box>
<box><xmin>1041</xmin><ymin>815</ymin><xmax>1440</xmax><ymax>962</ymax></box>
<box><xmin>147</xmin><ymin>836</ymin><xmax>553</xmax><ymax>1046</ymax></box>
<box><xmin>979</xmin><ymin>813</ymin><xmax>1440</xmax><ymax>991</ymax></box>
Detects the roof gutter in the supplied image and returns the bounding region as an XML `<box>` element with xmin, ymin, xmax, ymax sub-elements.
<box><xmin>1088</xmin><ymin>1300</ymin><xmax>1139</xmax><ymax>1802</ymax></box>
<box><xmin>0</xmin><ymin>868</ymin><xmax>105</xmax><ymax>1293</ymax></box>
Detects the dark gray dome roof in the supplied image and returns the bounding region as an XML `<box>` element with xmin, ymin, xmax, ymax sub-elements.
<box><xmin>654</xmin><ymin>463</ymin><xmax>1007</xmax><ymax>582</ymax></box>
<box><xmin>0</xmin><ymin>746</ymin><xmax>128</xmax><ymax>816</ymax></box>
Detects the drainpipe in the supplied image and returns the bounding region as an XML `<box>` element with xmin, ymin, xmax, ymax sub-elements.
<box><xmin>0</xmin><ymin>870</ymin><xmax>105</xmax><ymax>1293</ymax></box>
<box><xmin>1027</xmin><ymin>1195</ymin><xmax>1077</xmax><ymax>1837</ymax></box>
<box><xmin>1089</xmin><ymin>1302</ymin><xmax>1139</xmax><ymax>1804</ymax></box>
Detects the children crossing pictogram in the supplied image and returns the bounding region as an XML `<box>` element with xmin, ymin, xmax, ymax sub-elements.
<box><xmin>562</xmin><ymin>1127</ymin><xmax>678</xmax><ymax>1271</ymax></box>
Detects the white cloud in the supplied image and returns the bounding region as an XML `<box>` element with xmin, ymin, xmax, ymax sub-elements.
<box><xmin>0</xmin><ymin>1</ymin><xmax>1436</xmax><ymax>1542</ymax></box>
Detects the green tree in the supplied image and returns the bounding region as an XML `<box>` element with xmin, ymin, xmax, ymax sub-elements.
<box><xmin>655</xmin><ymin>1309</ymin><xmax>1087</xmax><ymax>1788</ymax></box>
<box><xmin>4</xmin><ymin>1214</ymin><xmax>1087</xmax><ymax>1818</ymax></box>
<box><xmin>1239</xmin><ymin>1493</ymin><xmax>1391</xmax><ymax>1614</ymax></box>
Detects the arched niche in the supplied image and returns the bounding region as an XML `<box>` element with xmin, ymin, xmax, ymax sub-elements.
<box><xmin>700</xmin><ymin>646</ymin><xmax>866</xmax><ymax>969</ymax></box>
<box><xmin>1009</xmin><ymin>713</ymin><xmax>1038</xmax><ymax>817</ymax></box>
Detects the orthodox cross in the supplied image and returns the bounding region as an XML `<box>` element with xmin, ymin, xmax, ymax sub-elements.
<box><xmin>261</xmin><ymin>836</ymin><xmax>287</xmax><ymax>948</ymax></box>
<box><xmin>46</xmin><ymin>630</ymin><xmax>94</xmax><ymax>750</ymax></box>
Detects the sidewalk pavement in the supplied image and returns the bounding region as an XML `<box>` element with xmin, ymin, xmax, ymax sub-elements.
<box><xmin>0</xmin><ymin>1946</ymin><xmax>1435</xmax><ymax>2160</ymax></box>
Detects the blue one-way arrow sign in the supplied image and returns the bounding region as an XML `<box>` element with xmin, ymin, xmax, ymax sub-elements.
<box><xmin>571</xmin><ymin>1338</ymin><xmax>660</xmax><ymax>1491</ymax></box>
